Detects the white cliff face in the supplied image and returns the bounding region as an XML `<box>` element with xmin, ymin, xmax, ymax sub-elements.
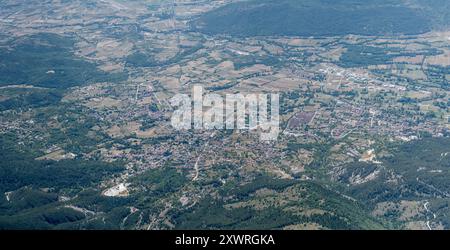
<box><xmin>4</xmin><ymin>191</ymin><xmax>12</xmax><ymax>202</ymax></box>
<box><xmin>102</xmin><ymin>183</ymin><xmax>129</xmax><ymax>197</ymax></box>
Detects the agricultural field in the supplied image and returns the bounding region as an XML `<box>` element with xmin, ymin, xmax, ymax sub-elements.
<box><xmin>0</xmin><ymin>0</ymin><xmax>449</xmax><ymax>230</ymax></box>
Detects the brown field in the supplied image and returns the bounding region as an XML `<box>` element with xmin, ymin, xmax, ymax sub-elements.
<box><xmin>85</xmin><ymin>97</ymin><xmax>123</xmax><ymax>109</ymax></box>
<box><xmin>425</xmin><ymin>49</ymin><xmax>450</xmax><ymax>67</ymax></box>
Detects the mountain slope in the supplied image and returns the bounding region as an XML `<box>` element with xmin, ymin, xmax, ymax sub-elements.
<box><xmin>192</xmin><ymin>0</ymin><xmax>433</xmax><ymax>37</ymax></box>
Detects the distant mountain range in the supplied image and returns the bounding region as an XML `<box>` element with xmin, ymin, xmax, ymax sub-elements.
<box><xmin>192</xmin><ymin>0</ymin><xmax>450</xmax><ymax>37</ymax></box>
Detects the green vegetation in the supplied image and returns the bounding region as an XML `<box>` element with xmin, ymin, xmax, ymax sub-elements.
<box><xmin>192</xmin><ymin>0</ymin><xmax>431</xmax><ymax>37</ymax></box>
<box><xmin>348</xmin><ymin>138</ymin><xmax>450</xmax><ymax>206</ymax></box>
<box><xmin>174</xmin><ymin>176</ymin><xmax>386</xmax><ymax>230</ymax></box>
<box><xmin>0</xmin><ymin>133</ymin><xmax>125</xmax><ymax>193</ymax></box>
<box><xmin>126</xmin><ymin>44</ymin><xmax>203</xmax><ymax>68</ymax></box>
<box><xmin>0</xmin><ymin>0</ymin><xmax>448</xmax><ymax>231</ymax></box>
<box><xmin>0</xmin><ymin>33</ymin><xmax>126</xmax><ymax>89</ymax></box>
<box><xmin>0</xmin><ymin>88</ymin><xmax>63</xmax><ymax>111</ymax></box>
<box><xmin>132</xmin><ymin>166</ymin><xmax>188</xmax><ymax>198</ymax></box>
<box><xmin>339</xmin><ymin>44</ymin><xmax>441</xmax><ymax>68</ymax></box>
<box><xmin>0</xmin><ymin>205</ymin><xmax>85</xmax><ymax>229</ymax></box>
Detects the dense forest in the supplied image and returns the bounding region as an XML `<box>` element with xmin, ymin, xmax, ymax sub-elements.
<box><xmin>192</xmin><ymin>0</ymin><xmax>433</xmax><ymax>37</ymax></box>
<box><xmin>0</xmin><ymin>33</ymin><xmax>126</xmax><ymax>89</ymax></box>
